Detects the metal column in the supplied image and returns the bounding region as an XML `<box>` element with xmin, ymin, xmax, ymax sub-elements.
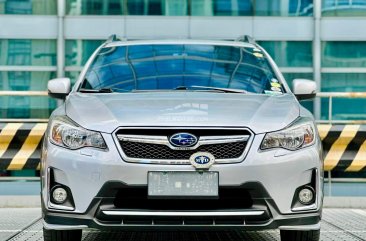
<box><xmin>313</xmin><ymin>0</ymin><xmax>322</xmax><ymax>120</ymax></box>
<box><xmin>57</xmin><ymin>0</ymin><xmax>66</xmax><ymax>78</ymax></box>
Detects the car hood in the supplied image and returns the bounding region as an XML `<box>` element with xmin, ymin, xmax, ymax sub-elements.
<box><xmin>65</xmin><ymin>92</ymin><xmax>300</xmax><ymax>134</ymax></box>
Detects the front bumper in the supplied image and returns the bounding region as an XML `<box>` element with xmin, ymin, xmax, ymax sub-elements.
<box><xmin>42</xmin><ymin>181</ymin><xmax>321</xmax><ymax>231</ymax></box>
<box><xmin>43</xmin><ymin>210</ymin><xmax>320</xmax><ymax>232</ymax></box>
<box><xmin>41</xmin><ymin>132</ymin><xmax>323</xmax><ymax>231</ymax></box>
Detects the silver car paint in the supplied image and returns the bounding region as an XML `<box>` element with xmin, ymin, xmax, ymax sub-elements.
<box><xmin>65</xmin><ymin>92</ymin><xmax>299</xmax><ymax>134</ymax></box>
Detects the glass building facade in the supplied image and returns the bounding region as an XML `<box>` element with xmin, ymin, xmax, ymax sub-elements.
<box><xmin>64</xmin><ymin>0</ymin><xmax>314</xmax><ymax>16</ymax></box>
<box><xmin>0</xmin><ymin>0</ymin><xmax>366</xmax><ymax>120</ymax></box>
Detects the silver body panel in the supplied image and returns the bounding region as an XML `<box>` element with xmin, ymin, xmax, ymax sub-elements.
<box><xmin>65</xmin><ymin>92</ymin><xmax>300</xmax><ymax>134</ymax></box>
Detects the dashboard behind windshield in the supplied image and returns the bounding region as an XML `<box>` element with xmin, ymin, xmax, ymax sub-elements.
<box><xmin>80</xmin><ymin>44</ymin><xmax>283</xmax><ymax>94</ymax></box>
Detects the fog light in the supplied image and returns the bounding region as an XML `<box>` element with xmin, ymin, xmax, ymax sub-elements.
<box><xmin>298</xmin><ymin>187</ymin><xmax>314</xmax><ymax>205</ymax></box>
<box><xmin>52</xmin><ymin>187</ymin><xmax>68</xmax><ymax>204</ymax></box>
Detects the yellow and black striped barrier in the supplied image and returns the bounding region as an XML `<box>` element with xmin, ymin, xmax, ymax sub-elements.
<box><xmin>318</xmin><ymin>124</ymin><xmax>366</xmax><ymax>172</ymax></box>
<box><xmin>1</xmin><ymin>123</ymin><xmax>366</xmax><ymax>172</ymax></box>
<box><xmin>0</xmin><ymin>123</ymin><xmax>47</xmax><ymax>170</ymax></box>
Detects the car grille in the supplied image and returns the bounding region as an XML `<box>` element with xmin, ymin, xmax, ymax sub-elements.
<box><xmin>113</xmin><ymin>186</ymin><xmax>253</xmax><ymax>210</ymax></box>
<box><xmin>95</xmin><ymin>185</ymin><xmax>271</xmax><ymax>226</ymax></box>
<box><xmin>120</xmin><ymin>141</ymin><xmax>246</xmax><ymax>160</ymax></box>
<box><xmin>115</xmin><ymin>128</ymin><xmax>252</xmax><ymax>164</ymax></box>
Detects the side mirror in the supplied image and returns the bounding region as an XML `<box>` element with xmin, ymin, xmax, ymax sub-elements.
<box><xmin>48</xmin><ymin>78</ymin><xmax>71</xmax><ymax>99</ymax></box>
<box><xmin>292</xmin><ymin>79</ymin><xmax>317</xmax><ymax>101</ymax></box>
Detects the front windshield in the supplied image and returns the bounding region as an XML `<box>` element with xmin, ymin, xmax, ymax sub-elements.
<box><xmin>80</xmin><ymin>44</ymin><xmax>283</xmax><ymax>94</ymax></box>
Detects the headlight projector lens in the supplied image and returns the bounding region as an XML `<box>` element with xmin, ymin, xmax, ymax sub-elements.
<box><xmin>52</xmin><ymin>187</ymin><xmax>68</xmax><ymax>204</ymax></box>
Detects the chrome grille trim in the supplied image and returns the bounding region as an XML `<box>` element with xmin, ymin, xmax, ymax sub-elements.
<box><xmin>113</xmin><ymin>127</ymin><xmax>254</xmax><ymax>165</ymax></box>
<box><xmin>117</xmin><ymin>134</ymin><xmax>249</xmax><ymax>150</ymax></box>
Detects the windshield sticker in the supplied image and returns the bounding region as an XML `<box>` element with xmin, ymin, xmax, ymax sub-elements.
<box><xmin>270</xmin><ymin>82</ymin><xmax>281</xmax><ymax>88</ymax></box>
<box><xmin>253</xmin><ymin>52</ymin><xmax>264</xmax><ymax>58</ymax></box>
<box><xmin>271</xmin><ymin>78</ymin><xmax>279</xmax><ymax>83</ymax></box>
<box><xmin>264</xmin><ymin>90</ymin><xmax>282</xmax><ymax>95</ymax></box>
<box><xmin>271</xmin><ymin>86</ymin><xmax>282</xmax><ymax>92</ymax></box>
<box><xmin>253</xmin><ymin>48</ymin><xmax>261</xmax><ymax>52</ymax></box>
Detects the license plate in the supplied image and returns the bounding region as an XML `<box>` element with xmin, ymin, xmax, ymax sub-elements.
<box><xmin>148</xmin><ymin>171</ymin><xmax>219</xmax><ymax>198</ymax></box>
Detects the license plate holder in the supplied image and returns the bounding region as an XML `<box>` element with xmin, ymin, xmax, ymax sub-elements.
<box><xmin>148</xmin><ymin>171</ymin><xmax>219</xmax><ymax>198</ymax></box>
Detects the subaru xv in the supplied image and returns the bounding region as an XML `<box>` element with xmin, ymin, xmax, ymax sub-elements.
<box><xmin>42</xmin><ymin>36</ymin><xmax>323</xmax><ymax>241</ymax></box>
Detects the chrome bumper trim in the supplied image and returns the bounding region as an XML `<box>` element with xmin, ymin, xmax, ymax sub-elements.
<box><xmin>102</xmin><ymin>210</ymin><xmax>265</xmax><ymax>217</ymax></box>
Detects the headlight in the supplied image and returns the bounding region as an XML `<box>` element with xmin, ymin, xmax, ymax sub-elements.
<box><xmin>50</xmin><ymin>117</ymin><xmax>107</xmax><ymax>150</ymax></box>
<box><xmin>260</xmin><ymin>122</ymin><xmax>315</xmax><ymax>151</ymax></box>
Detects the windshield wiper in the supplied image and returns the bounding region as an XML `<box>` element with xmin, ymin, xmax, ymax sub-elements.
<box><xmin>79</xmin><ymin>88</ymin><xmax>130</xmax><ymax>93</ymax></box>
<box><xmin>174</xmin><ymin>85</ymin><xmax>247</xmax><ymax>94</ymax></box>
<box><xmin>80</xmin><ymin>88</ymin><xmax>113</xmax><ymax>93</ymax></box>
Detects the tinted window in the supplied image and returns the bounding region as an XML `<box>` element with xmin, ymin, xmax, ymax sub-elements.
<box><xmin>81</xmin><ymin>44</ymin><xmax>281</xmax><ymax>94</ymax></box>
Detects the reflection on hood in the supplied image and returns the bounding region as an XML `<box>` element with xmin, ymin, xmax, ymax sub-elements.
<box><xmin>65</xmin><ymin>92</ymin><xmax>299</xmax><ymax>134</ymax></box>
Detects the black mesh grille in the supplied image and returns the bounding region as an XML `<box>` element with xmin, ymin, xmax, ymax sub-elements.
<box><xmin>120</xmin><ymin>141</ymin><xmax>247</xmax><ymax>160</ymax></box>
<box><xmin>113</xmin><ymin>187</ymin><xmax>253</xmax><ymax>210</ymax></box>
<box><xmin>95</xmin><ymin>182</ymin><xmax>272</xmax><ymax>226</ymax></box>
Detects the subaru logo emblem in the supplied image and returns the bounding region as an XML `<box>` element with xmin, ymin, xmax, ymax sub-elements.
<box><xmin>190</xmin><ymin>152</ymin><xmax>215</xmax><ymax>169</ymax></box>
<box><xmin>169</xmin><ymin>133</ymin><xmax>198</xmax><ymax>147</ymax></box>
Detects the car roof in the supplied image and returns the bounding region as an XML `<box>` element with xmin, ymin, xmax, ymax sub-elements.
<box><xmin>104</xmin><ymin>39</ymin><xmax>257</xmax><ymax>49</ymax></box>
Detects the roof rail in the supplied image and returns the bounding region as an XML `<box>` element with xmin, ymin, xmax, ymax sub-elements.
<box><xmin>105</xmin><ymin>34</ymin><xmax>120</xmax><ymax>44</ymax></box>
<box><xmin>236</xmin><ymin>35</ymin><xmax>256</xmax><ymax>45</ymax></box>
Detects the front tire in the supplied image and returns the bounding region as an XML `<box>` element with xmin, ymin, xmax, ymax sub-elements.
<box><xmin>280</xmin><ymin>230</ymin><xmax>320</xmax><ymax>241</ymax></box>
<box><xmin>43</xmin><ymin>228</ymin><xmax>82</xmax><ymax>241</ymax></box>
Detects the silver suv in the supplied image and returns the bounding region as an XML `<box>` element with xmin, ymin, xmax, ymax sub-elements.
<box><xmin>41</xmin><ymin>36</ymin><xmax>323</xmax><ymax>241</ymax></box>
